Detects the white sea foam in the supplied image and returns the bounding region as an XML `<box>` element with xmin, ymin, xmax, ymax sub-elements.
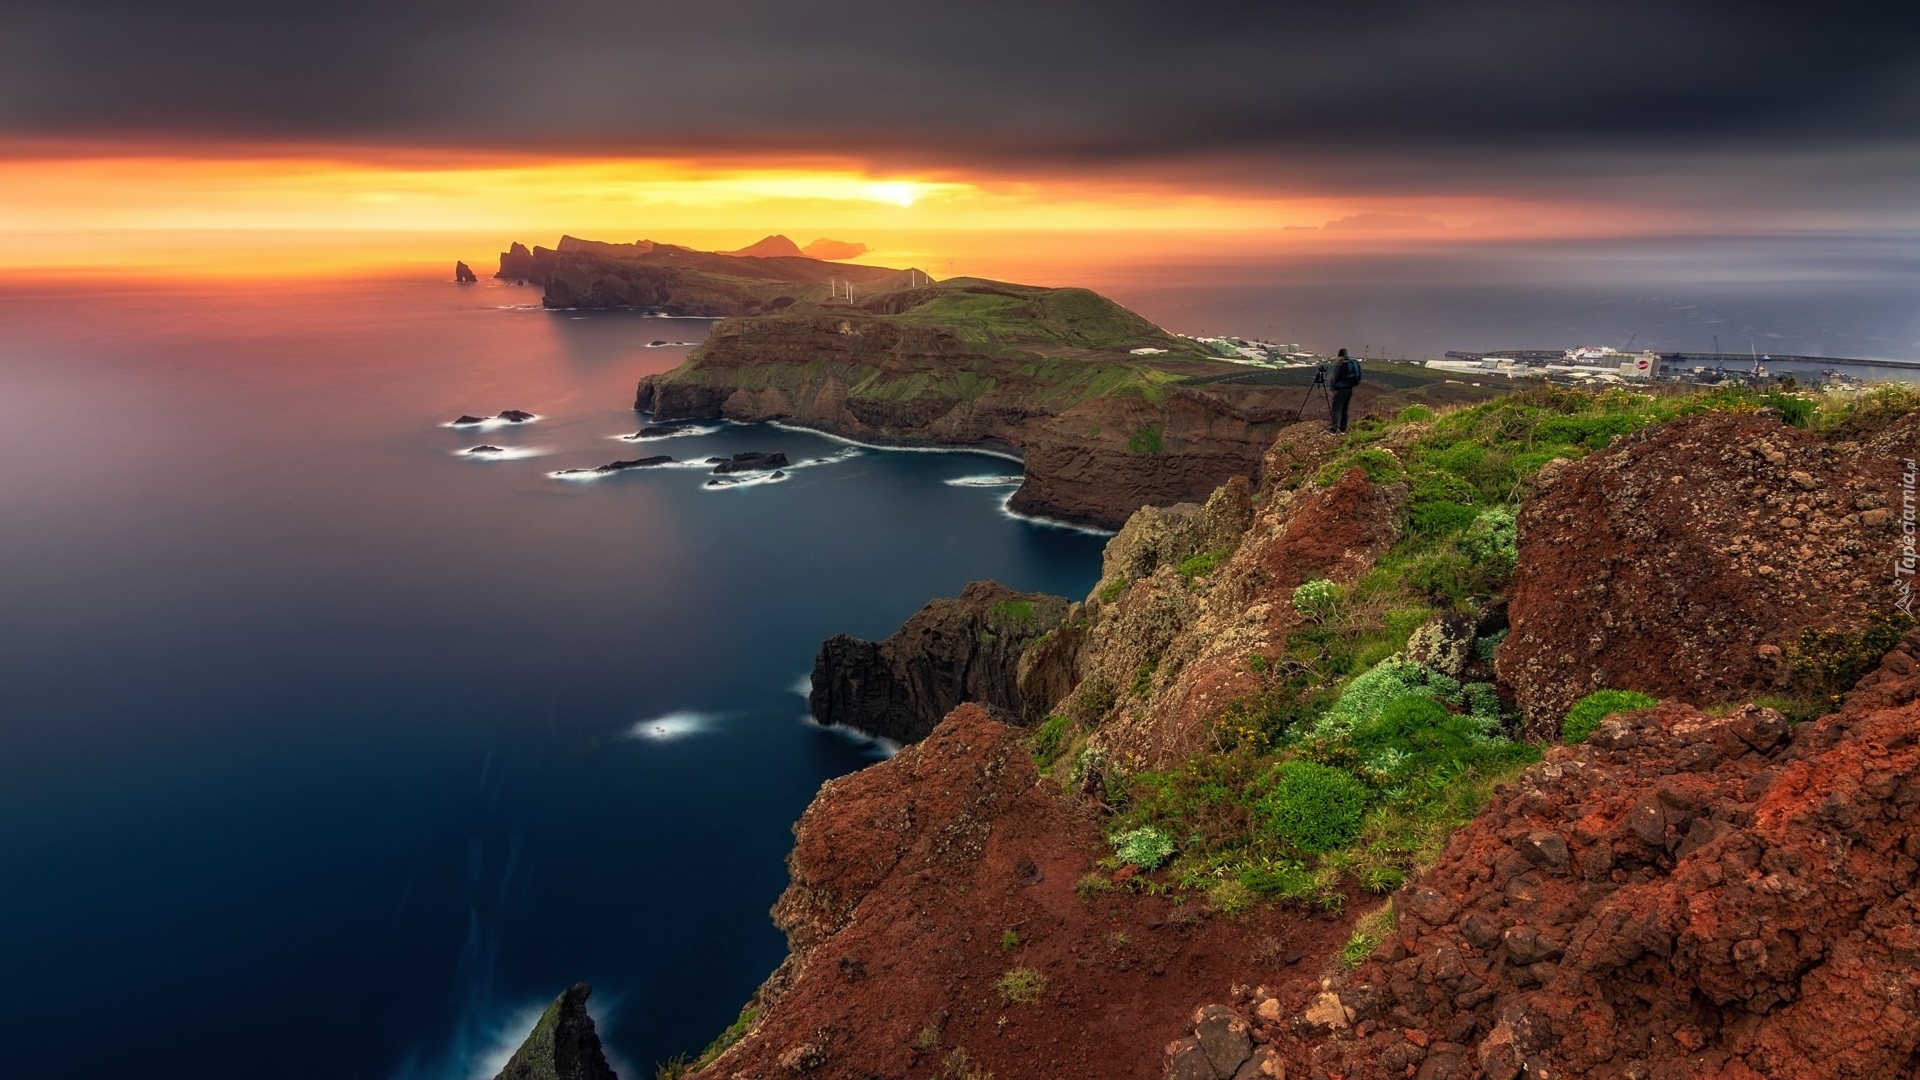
<box><xmin>995</xmin><ymin>491</ymin><xmax>1116</xmax><ymax>536</ymax></box>
<box><xmin>786</xmin><ymin>447</ymin><xmax>863</xmax><ymax>470</ymax></box>
<box><xmin>944</xmin><ymin>474</ymin><xmax>1024</xmax><ymax>488</ymax></box>
<box><xmin>548</xmin><ymin>457</ymin><xmax>717</xmax><ymax>480</ymax></box>
<box><xmin>460</xmin><ymin>1001</ymin><xmax>549</xmax><ymax>1080</ymax></box>
<box><xmin>623</xmin><ymin>711</ymin><xmax>715</xmax><ymax>742</ymax></box>
<box><xmin>702</xmin><ymin>471</ymin><xmax>791</xmax><ymax>490</ymax></box>
<box><xmin>790</xmin><ymin>673</ymin><xmax>813</xmax><ymax>697</ymax></box>
<box><xmin>766</xmin><ymin>421</ymin><xmax>1023</xmax><ymax>464</ymax></box>
<box><xmin>442</xmin><ymin>414</ymin><xmax>541</xmax><ymax>430</ymax></box>
<box><xmin>615</xmin><ymin>424</ymin><xmax>725</xmax><ymax>441</ymax></box>
<box><xmin>803</xmin><ymin>715</ymin><xmax>901</xmax><ymax>758</ymax></box>
<box><xmin>452</xmin><ymin>445</ymin><xmax>547</xmax><ymax>460</ymax></box>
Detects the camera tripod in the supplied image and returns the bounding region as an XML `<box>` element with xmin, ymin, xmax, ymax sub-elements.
<box><xmin>1296</xmin><ymin>363</ymin><xmax>1330</xmax><ymax>422</ymax></box>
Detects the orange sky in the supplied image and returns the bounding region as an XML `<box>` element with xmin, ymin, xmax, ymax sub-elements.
<box><xmin>0</xmin><ymin>146</ymin><xmax>1659</xmax><ymax>279</ymax></box>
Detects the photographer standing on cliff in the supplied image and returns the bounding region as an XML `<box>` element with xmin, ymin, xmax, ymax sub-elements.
<box><xmin>1327</xmin><ymin>348</ymin><xmax>1363</xmax><ymax>434</ymax></box>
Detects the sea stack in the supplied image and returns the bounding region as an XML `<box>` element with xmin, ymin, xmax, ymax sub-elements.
<box><xmin>454</xmin><ymin>261</ymin><xmax>479</xmax><ymax>283</ymax></box>
<box><xmin>494</xmin><ymin>983</ymin><xmax>618</xmax><ymax>1080</ymax></box>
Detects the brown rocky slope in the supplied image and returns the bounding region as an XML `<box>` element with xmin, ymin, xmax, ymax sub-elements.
<box><xmin>1499</xmin><ymin>411</ymin><xmax>1902</xmax><ymax>734</ymax></box>
<box><xmin>689</xmin><ymin>705</ymin><xmax>1363</xmax><ymax>1080</ymax></box>
<box><xmin>1173</xmin><ymin>630</ymin><xmax>1920</xmax><ymax>1080</ymax></box>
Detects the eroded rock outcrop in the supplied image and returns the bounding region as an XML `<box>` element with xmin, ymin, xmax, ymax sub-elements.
<box><xmin>1046</xmin><ymin>425</ymin><xmax>1406</xmax><ymax>768</ymax></box>
<box><xmin>693</xmin><ymin>705</ymin><xmax>1356</xmax><ymax>1080</ymax></box>
<box><xmin>1179</xmin><ymin>632</ymin><xmax>1920</xmax><ymax>1080</ymax></box>
<box><xmin>496</xmin><ymin>242</ymin><xmax>537</xmax><ymax>282</ymax></box>
<box><xmin>495</xmin><ymin>983</ymin><xmax>618</xmax><ymax>1080</ymax></box>
<box><xmin>1499</xmin><ymin>411</ymin><xmax>1901</xmax><ymax>733</ymax></box>
<box><xmin>553</xmin><ymin>456</ymin><xmax>673</xmax><ymax>476</ymax></box>
<box><xmin>709</xmin><ymin>451</ymin><xmax>787</xmax><ymax>474</ymax></box>
<box><xmin>455</xmin><ymin>260</ymin><xmax>478</xmax><ymax>283</ymax></box>
<box><xmin>810</xmin><ymin>581</ymin><xmax>1069</xmax><ymax>742</ymax></box>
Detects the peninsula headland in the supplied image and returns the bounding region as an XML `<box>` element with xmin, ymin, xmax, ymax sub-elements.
<box><xmin>495</xmin><ymin>235</ymin><xmax>1485</xmax><ymax>527</ymax></box>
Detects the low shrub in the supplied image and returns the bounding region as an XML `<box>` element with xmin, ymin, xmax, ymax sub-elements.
<box><xmin>995</xmin><ymin>966</ymin><xmax>1046</xmax><ymax>1005</ymax></box>
<box><xmin>1460</xmin><ymin>506</ymin><xmax>1518</xmax><ymax>575</ymax></box>
<box><xmin>1292</xmin><ymin>578</ymin><xmax>1339</xmax><ymax>621</ymax></box>
<box><xmin>1111</xmin><ymin>825</ymin><xmax>1177</xmax><ymax>869</ymax></box>
<box><xmin>1561</xmin><ymin>689</ymin><xmax>1658</xmax><ymax>742</ymax></box>
<box><xmin>990</xmin><ymin>599</ymin><xmax>1035</xmax><ymax>623</ymax></box>
<box><xmin>1316</xmin><ymin>447</ymin><xmax>1405</xmax><ymax>488</ymax></box>
<box><xmin>1341</xmin><ymin>905</ymin><xmax>1397</xmax><ymax>968</ymax></box>
<box><xmin>1179</xmin><ymin>550</ymin><xmax>1228</xmax><ymax>584</ymax></box>
<box><xmin>1026</xmin><ymin>715</ymin><xmax>1072</xmax><ymax>767</ymax></box>
<box><xmin>1207</xmin><ymin>879</ymin><xmax>1255</xmax><ymax>915</ymax></box>
<box><xmin>1253</xmin><ymin>760</ymin><xmax>1372</xmax><ymax>853</ymax></box>
<box><xmin>1788</xmin><ymin>612</ymin><xmax>1914</xmax><ymax>701</ymax></box>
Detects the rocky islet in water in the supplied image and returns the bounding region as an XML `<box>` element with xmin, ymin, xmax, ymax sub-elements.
<box><xmin>450</xmin><ymin>409</ymin><xmax>538</xmax><ymax>426</ymax></box>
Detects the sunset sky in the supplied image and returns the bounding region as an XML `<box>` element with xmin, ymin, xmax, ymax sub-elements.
<box><xmin>2</xmin><ymin>0</ymin><xmax>1915</xmax><ymax>277</ymax></box>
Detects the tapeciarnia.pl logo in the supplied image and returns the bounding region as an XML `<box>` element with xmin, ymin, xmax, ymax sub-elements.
<box><xmin>1898</xmin><ymin>458</ymin><xmax>1916</xmax><ymax>617</ymax></box>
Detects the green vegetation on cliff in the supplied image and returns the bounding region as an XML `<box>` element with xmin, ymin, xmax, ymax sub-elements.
<box><xmin>1084</xmin><ymin>380</ymin><xmax>1885</xmax><ymax>917</ymax></box>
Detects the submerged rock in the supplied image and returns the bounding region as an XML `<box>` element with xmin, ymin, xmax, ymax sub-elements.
<box><xmin>466</xmin><ymin>445</ymin><xmax>506</xmax><ymax>455</ymax></box>
<box><xmin>494</xmin><ymin>982</ymin><xmax>617</xmax><ymax>1080</ymax></box>
<box><xmin>451</xmin><ymin>415</ymin><xmax>488</xmax><ymax>426</ymax></box>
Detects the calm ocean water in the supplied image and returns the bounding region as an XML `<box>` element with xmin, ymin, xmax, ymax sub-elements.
<box><xmin>1009</xmin><ymin>233</ymin><xmax>1920</xmax><ymax>366</ymax></box>
<box><xmin>0</xmin><ymin>276</ymin><xmax>1103</xmax><ymax>1079</ymax></box>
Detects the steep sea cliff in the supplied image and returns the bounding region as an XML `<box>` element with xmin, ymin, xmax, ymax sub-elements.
<box><xmin>592</xmin><ymin>388</ymin><xmax>1916</xmax><ymax>1080</ymax></box>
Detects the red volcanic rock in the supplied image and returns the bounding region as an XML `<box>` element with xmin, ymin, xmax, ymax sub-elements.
<box><xmin>1203</xmin><ymin>632</ymin><xmax>1920</xmax><ymax>1080</ymax></box>
<box><xmin>1499</xmin><ymin>411</ymin><xmax>1901</xmax><ymax>734</ymax></box>
<box><xmin>695</xmin><ymin>705</ymin><xmax>1358</xmax><ymax>1080</ymax></box>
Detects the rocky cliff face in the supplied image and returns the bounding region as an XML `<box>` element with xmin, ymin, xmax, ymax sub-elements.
<box><xmin>690</xmin><ymin>705</ymin><xmax>1360</xmax><ymax>1080</ymax></box>
<box><xmin>809</xmin><ymin>580</ymin><xmax>1070</xmax><ymax>742</ymax></box>
<box><xmin>494</xmin><ymin>983</ymin><xmax>618</xmax><ymax>1080</ymax></box>
<box><xmin>1499</xmin><ymin>411</ymin><xmax>1903</xmax><ymax>733</ymax></box>
<box><xmin>1023</xmin><ymin>423</ymin><xmax>1409</xmax><ymax>769</ymax></box>
<box><xmin>633</xmin><ymin>392</ymin><xmax>1920</xmax><ymax>1080</ymax></box>
<box><xmin>1175</xmin><ymin>631</ymin><xmax>1920</xmax><ymax>1079</ymax></box>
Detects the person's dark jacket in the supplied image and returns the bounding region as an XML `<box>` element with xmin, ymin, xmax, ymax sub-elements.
<box><xmin>1332</xmin><ymin>357</ymin><xmax>1363</xmax><ymax>390</ymax></box>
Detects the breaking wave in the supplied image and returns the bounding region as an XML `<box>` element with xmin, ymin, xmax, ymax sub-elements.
<box><xmin>944</xmin><ymin>474</ymin><xmax>1024</xmax><ymax>488</ymax></box>
<box><xmin>623</xmin><ymin>711</ymin><xmax>716</xmax><ymax>742</ymax></box>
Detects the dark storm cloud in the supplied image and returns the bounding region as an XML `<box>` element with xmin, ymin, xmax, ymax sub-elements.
<box><xmin>2</xmin><ymin>0</ymin><xmax>1915</xmax><ymax>175</ymax></box>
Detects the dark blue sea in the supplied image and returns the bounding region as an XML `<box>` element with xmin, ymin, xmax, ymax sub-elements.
<box><xmin>0</xmin><ymin>276</ymin><xmax>1104</xmax><ymax>1079</ymax></box>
